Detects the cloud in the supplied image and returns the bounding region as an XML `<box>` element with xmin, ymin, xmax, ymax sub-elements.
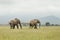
<box><xmin>0</xmin><ymin>0</ymin><xmax>60</xmax><ymax>17</ymax></box>
<box><xmin>7</xmin><ymin>0</ymin><xmax>48</xmax><ymax>13</ymax></box>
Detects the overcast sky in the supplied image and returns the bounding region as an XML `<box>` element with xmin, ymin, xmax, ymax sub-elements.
<box><xmin>0</xmin><ymin>0</ymin><xmax>60</xmax><ymax>18</ymax></box>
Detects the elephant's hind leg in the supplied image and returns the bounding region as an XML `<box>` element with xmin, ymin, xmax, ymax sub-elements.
<box><xmin>13</xmin><ymin>25</ymin><xmax>15</xmax><ymax>29</ymax></box>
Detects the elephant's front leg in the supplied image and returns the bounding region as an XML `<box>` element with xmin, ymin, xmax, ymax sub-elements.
<box><xmin>34</xmin><ymin>24</ymin><xmax>37</xmax><ymax>29</ymax></box>
<box><xmin>9</xmin><ymin>24</ymin><xmax>13</xmax><ymax>29</ymax></box>
<box><xmin>29</xmin><ymin>24</ymin><xmax>33</xmax><ymax>29</ymax></box>
<box><xmin>16</xmin><ymin>24</ymin><xmax>19</xmax><ymax>29</ymax></box>
<box><xmin>10</xmin><ymin>25</ymin><xmax>13</xmax><ymax>29</ymax></box>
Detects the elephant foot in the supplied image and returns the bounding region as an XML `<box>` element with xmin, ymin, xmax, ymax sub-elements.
<box><xmin>13</xmin><ymin>27</ymin><xmax>15</xmax><ymax>29</ymax></box>
<box><xmin>34</xmin><ymin>27</ymin><xmax>37</xmax><ymax>29</ymax></box>
<box><xmin>34</xmin><ymin>28</ymin><xmax>37</xmax><ymax>29</ymax></box>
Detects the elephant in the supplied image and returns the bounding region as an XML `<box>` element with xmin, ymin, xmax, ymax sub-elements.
<box><xmin>9</xmin><ymin>18</ymin><xmax>22</xmax><ymax>29</ymax></box>
<box><xmin>29</xmin><ymin>19</ymin><xmax>41</xmax><ymax>29</ymax></box>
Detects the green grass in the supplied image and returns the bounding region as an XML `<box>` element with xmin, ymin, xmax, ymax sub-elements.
<box><xmin>0</xmin><ymin>26</ymin><xmax>60</xmax><ymax>40</ymax></box>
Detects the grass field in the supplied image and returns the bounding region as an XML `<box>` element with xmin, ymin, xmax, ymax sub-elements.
<box><xmin>0</xmin><ymin>26</ymin><xmax>60</xmax><ymax>40</ymax></box>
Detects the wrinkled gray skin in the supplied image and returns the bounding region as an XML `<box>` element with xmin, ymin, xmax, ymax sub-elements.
<box><xmin>29</xmin><ymin>19</ymin><xmax>41</xmax><ymax>29</ymax></box>
<box><xmin>9</xmin><ymin>18</ymin><xmax>22</xmax><ymax>29</ymax></box>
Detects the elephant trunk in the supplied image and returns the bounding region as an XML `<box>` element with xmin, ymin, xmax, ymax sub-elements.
<box><xmin>19</xmin><ymin>23</ymin><xmax>22</xmax><ymax>29</ymax></box>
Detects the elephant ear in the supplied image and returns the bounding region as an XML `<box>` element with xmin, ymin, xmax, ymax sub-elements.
<box><xmin>9</xmin><ymin>20</ymin><xmax>14</xmax><ymax>23</ymax></box>
<box><xmin>30</xmin><ymin>20</ymin><xmax>33</xmax><ymax>24</ymax></box>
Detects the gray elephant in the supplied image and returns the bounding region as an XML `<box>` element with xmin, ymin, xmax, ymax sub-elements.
<box><xmin>9</xmin><ymin>18</ymin><xmax>22</xmax><ymax>29</ymax></box>
<box><xmin>29</xmin><ymin>19</ymin><xmax>41</xmax><ymax>29</ymax></box>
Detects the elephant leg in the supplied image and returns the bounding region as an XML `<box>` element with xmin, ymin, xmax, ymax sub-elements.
<box><xmin>10</xmin><ymin>25</ymin><xmax>13</xmax><ymax>29</ymax></box>
<box><xmin>20</xmin><ymin>26</ymin><xmax>22</xmax><ymax>29</ymax></box>
<box><xmin>16</xmin><ymin>25</ymin><xmax>19</xmax><ymax>29</ymax></box>
<box><xmin>34</xmin><ymin>24</ymin><xmax>37</xmax><ymax>29</ymax></box>
<box><xmin>29</xmin><ymin>24</ymin><xmax>33</xmax><ymax>29</ymax></box>
<box><xmin>13</xmin><ymin>25</ymin><xmax>15</xmax><ymax>29</ymax></box>
<box><xmin>9</xmin><ymin>23</ymin><xmax>13</xmax><ymax>29</ymax></box>
<box><xmin>29</xmin><ymin>24</ymin><xmax>31</xmax><ymax>28</ymax></box>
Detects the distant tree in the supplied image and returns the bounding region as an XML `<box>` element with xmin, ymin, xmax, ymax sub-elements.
<box><xmin>46</xmin><ymin>22</ymin><xmax>50</xmax><ymax>26</ymax></box>
<box><xmin>55</xmin><ymin>24</ymin><xmax>59</xmax><ymax>26</ymax></box>
<box><xmin>51</xmin><ymin>24</ymin><xmax>54</xmax><ymax>26</ymax></box>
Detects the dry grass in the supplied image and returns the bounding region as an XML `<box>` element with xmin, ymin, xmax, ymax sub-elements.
<box><xmin>0</xmin><ymin>26</ymin><xmax>60</xmax><ymax>40</ymax></box>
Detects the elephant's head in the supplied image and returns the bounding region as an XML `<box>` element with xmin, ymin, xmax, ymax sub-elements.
<box><xmin>14</xmin><ymin>18</ymin><xmax>22</xmax><ymax>29</ymax></box>
<box><xmin>9</xmin><ymin>20</ymin><xmax>15</xmax><ymax>29</ymax></box>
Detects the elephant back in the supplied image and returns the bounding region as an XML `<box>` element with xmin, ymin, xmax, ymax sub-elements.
<box><xmin>30</xmin><ymin>20</ymin><xmax>37</xmax><ymax>25</ymax></box>
<box><xmin>9</xmin><ymin>20</ymin><xmax>18</xmax><ymax>25</ymax></box>
<box><xmin>34</xmin><ymin>19</ymin><xmax>40</xmax><ymax>23</ymax></box>
<box><xmin>30</xmin><ymin>19</ymin><xmax>40</xmax><ymax>25</ymax></box>
<box><xmin>14</xmin><ymin>18</ymin><xmax>21</xmax><ymax>24</ymax></box>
